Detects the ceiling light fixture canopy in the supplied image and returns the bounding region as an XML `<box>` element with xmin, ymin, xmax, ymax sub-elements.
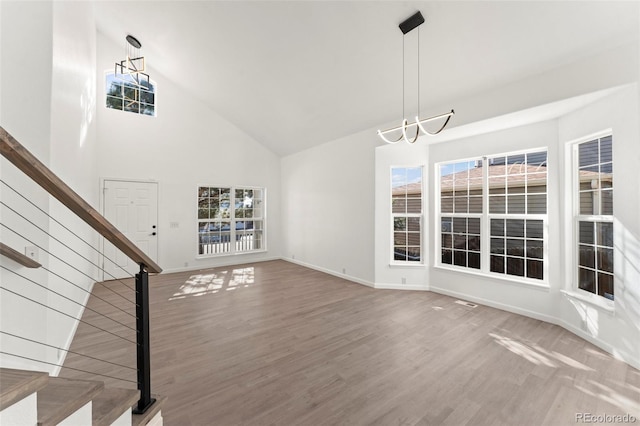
<box><xmin>115</xmin><ymin>35</ymin><xmax>150</xmax><ymax>88</ymax></box>
<box><xmin>377</xmin><ymin>11</ymin><xmax>454</xmax><ymax>144</ymax></box>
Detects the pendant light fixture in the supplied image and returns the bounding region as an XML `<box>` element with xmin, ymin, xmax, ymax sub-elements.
<box><xmin>377</xmin><ymin>11</ymin><xmax>454</xmax><ymax>144</ymax></box>
<box><xmin>115</xmin><ymin>35</ymin><xmax>150</xmax><ymax>88</ymax></box>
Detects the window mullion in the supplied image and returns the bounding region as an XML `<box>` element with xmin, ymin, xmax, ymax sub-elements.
<box><xmin>230</xmin><ymin>189</ymin><xmax>236</xmax><ymax>254</ymax></box>
<box><xmin>482</xmin><ymin>156</ymin><xmax>489</xmax><ymax>274</ymax></box>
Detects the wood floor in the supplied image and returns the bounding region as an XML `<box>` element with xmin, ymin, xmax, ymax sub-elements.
<box><xmin>61</xmin><ymin>260</ymin><xmax>640</xmax><ymax>425</ymax></box>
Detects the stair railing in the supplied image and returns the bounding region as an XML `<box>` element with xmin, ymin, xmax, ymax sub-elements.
<box><xmin>0</xmin><ymin>126</ymin><xmax>161</xmax><ymax>414</ymax></box>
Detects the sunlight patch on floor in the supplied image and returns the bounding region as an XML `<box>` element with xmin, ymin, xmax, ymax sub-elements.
<box><xmin>169</xmin><ymin>267</ymin><xmax>255</xmax><ymax>300</ymax></box>
<box><xmin>575</xmin><ymin>380</ymin><xmax>640</xmax><ymax>415</ymax></box>
<box><xmin>490</xmin><ymin>333</ymin><xmax>557</xmax><ymax>367</ymax></box>
<box><xmin>490</xmin><ymin>332</ymin><xmax>601</xmax><ymax>372</ymax></box>
<box><xmin>529</xmin><ymin>343</ymin><xmax>595</xmax><ymax>371</ymax></box>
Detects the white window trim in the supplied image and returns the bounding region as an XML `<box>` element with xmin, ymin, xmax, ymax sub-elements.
<box><xmin>434</xmin><ymin>264</ymin><xmax>552</xmax><ymax>290</ymax></box>
<box><xmin>196</xmin><ymin>185</ymin><xmax>267</xmax><ymax>258</ymax></box>
<box><xmin>568</xmin><ymin>129</ymin><xmax>615</xmax><ymax>307</ymax></box>
<box><xmin>434</xmin><ymin>154</ymin><xmax>483</xmax><ymax>272</ymax></box>
<box><xmin>390</xmin><ymin>165</ymin><xmax>425</xmax><ymax>266</ymax></box>
<box><xmin>561</xmin><ymin>290</ymin><xmax>615</xmax><ymax>314</ymax></box>
<box><xmin>435</xmin><ymin>148</ymin><xmax>550</xmax><ymax>286</ymax></box>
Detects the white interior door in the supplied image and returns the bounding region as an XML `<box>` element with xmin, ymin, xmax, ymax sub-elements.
<box><xmin>102</xmin><ymin>179</ymin><xmax>158</xmax><ymax>280</ymax></box>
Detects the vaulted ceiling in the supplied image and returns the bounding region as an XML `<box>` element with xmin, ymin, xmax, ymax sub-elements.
<box><xmin>94</xmin><ymin>1</ymin><xmax>639</xmax><ymax>156</ymax></box>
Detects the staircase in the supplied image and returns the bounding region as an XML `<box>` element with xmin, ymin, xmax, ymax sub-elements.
<box><xmin>0</xmin><ymin>368</ymin><xmax>165</xmax><ymax>425</ymax></box>
<box><xmin>1</xmin><ymin>129</ymin><xmax>166</xmax><ymax>422</ymax></box>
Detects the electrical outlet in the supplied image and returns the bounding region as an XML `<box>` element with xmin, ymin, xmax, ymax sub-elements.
<box><xmin>292</xmin><ymin>254</ymin><xmax>295</xmax><ymax>260</ymax></box>
<box><xmin>25</xmin><ymin>246</ymin><xmax>38</xmax><ymax>262</ymax></box>
<box><xmin>342</xmin><ymin>268</ymin><xmax>346</xmax><ymax>274</ymax></box>
<box><xmin>401</xmin><ymin>277</ymin><xmax>406</xmax><ymax>284</ymax></box>
<box><xmin>184</xmin><ymin>262</ymin><xmax>189</xmax><ymax>267</ymax></box>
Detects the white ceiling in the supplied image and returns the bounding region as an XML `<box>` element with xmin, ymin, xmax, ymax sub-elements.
<box><xmin>93</xmin><ymin>1</ymin><xmax>640</xmax><ymax>156</ymax></box>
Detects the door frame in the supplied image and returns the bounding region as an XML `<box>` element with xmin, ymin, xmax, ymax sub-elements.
<box><xmin>100</xmin><ymin>177</ymin><xmax>159</xmax><ymax>281</ymax></box>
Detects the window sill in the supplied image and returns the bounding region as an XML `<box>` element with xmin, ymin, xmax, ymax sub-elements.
<box><xmin>196</xmin><ymin>249</ymin><xmax>267</xmax><ymax>260</ymax></box>
<box><xmin>433</xmin><ymin>264</ymin><xmax>550</xmax><ymax>290</ymax></box>
<box><xmin>389</xmin><ymin>262</ymin><xmax>425</xmax><ymax>268</ymax></box>
<box><xmin>561</xmin><ymin>290</ymin><xmax>615</xmax><ymax>314</ymax></box>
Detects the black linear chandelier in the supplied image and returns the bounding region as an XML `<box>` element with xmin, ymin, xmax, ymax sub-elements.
<box><xmin>114</xmin><ymin>35</ymin><xmax>150</xmax><ymax>88</ymax></box>
<box><xmin>377</xmin><ymin>11</ymin><xmax>454</xmax><ymax>144</ymax></box>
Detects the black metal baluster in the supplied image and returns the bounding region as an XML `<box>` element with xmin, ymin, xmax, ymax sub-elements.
<box><xmin>134</xmin><ymin>263</ymin><xmax>156</xmax><ymax>414</ymax></box>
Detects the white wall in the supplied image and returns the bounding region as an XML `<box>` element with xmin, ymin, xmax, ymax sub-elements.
<box><xmin>1</xmin><ymin>1</ymin><xmax>102</xmax><ymax>374</ymax></box>
<box><xmin>47</xmin><ymin>1</ymin><xmax>100</xmax><ymax>372</ymax></box>
<box><xmin>557</xmin><ymin>86</ymin><xmax>640</xmax><ymax>367</ymax></box>
<box><xmin>281</xmin><ymin>127</ymin><xmax>377</xmax><ymax>285</ymax></box>
<box><xmin>0</xmin><ymin>0</ymin><xmax>54</xmax><ymax>372</ymax></box>
<box><xmin>95</xmin><ymin>32</ymin><xmax>281</xmax><ymax>274</ymax></box>
<box><xmin>374</xmin><ymin>142</ymin><xmax>429</xmax><ymax>290</ymax></box>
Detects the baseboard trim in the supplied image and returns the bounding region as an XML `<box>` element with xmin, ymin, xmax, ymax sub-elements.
<box><xmin>429</xmin><ymin>285</ymin><xmax>558</xmax><ymax>324</ymax></box>
<box><xmin>160</xmin><ymin>256</ymin><xmax>282</xmax><ymax>275</ymax></box>
<box><xmin>282</xmin><ymin>257</ymin><xmax>376</xmax><ymax>288</ymax></box>
<box><xmin>375</xmin><ymin>283</ymin><xmax>429</xmax><ymax>291</ymax></box>
<box><xmin>558</xmin><ymin>318</ymin><xmax>640</xmax><ymax>370</ymax></box>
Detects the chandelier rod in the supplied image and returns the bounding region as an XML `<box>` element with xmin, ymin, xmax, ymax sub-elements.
<box><xmin>377</xmin><ymin>11</ymin><xmax>455</xmax><ymax>144</ymax></box>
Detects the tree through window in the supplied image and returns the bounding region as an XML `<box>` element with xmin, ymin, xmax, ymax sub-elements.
<box><xmin>105</xmin><ymin>72</ymin><xmax>156</xmax><ymax>116</ymax></box>
<box><xmin>197</xmin><ymin>186</ymin><xmax>265</xmax><ymax>256</ymax></box>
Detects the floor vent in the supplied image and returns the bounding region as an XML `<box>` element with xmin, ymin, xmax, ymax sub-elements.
<box><xmin>455</xmin><ymin>300</ymin><xmax>478</xmax><ymax>308</ymax></box>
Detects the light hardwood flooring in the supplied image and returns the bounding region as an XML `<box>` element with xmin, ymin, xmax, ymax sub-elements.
<box><xmin>61</xmin><ymin>260</ymin><xmax>640</xmax><ymax>425</ymax></box>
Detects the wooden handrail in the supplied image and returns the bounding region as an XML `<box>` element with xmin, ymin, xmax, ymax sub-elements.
<box><xmin>0</xmin><ymin>126</ymin><xmax>162</xmax><ymax>273</ymax></box>
<box><xmin>0</xmin><ymin>242</ymin><xmax>42</xmax><ymax>269</ymax></box>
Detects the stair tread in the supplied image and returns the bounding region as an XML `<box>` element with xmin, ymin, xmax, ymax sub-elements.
<box><xmin>132</xmin><ymin>394</ymin><xmax>167</xmax><ymax>426</ymax></box>
<box><xmin>0</xmin><ymin>368</ymin><xmax>49</xmax><ymax>410</ymax></box>
<box><xmin>37</xmin><ymin>377</ymin><xmax>104</xmax><ymax>426</ymax></box>
<box><xmin>92</xmin><ymin>387</ymin><xmax>139</xmax><ymax>426</ymax></box>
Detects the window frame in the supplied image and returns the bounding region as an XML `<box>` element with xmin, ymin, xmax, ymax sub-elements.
<box><xmin>104</xmin><ymin>70</ymin><xmax>157</xmax><ymax>117</ymax></box>
<box><xmin>486</xmin><ymin>150</ymin><xmax>548</xmax><ymax>282</ymax></box>
<box><xmin>438</xmin><ymin>157</ymin><xmax>484</xmax><ymax>271</ymax></box>
<box><xmin>196</xmin><ymin>185</ymin><xmax>267</xmax><ymax>258</ymax></box>
<box><xmin>570</xmin><ymin>130</ymin><xmax>614</xmax><ymax>305</ymax></box>
<box><xmin>435</xmin><ymin>148</ymin><xmax>549</xmax><ymax>286</ymax></box>
<box><xmin>390</xmin><ymin>166</ymin><xmax>424</xmax><ymax>266</ymax></box>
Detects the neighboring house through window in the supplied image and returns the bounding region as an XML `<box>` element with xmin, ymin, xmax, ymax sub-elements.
<box><xmin>440</xmin><ymin>159</ymin><xmax>483</xmax><ymax>270</ymax></box>
<box><xmin>487</xmin><ymin>151</ymin><xmax>547</xmax><ymax>280</ymax></box>
<box><xmin>438</xmin><ymin>149</ymin><xmax>548</xmax><ymax>282</ymax></box>
<box><xmin>391</xmin><ymin>167</ymin><xmax>423</xmax><ymax>263</ymax></box>
<box><xmin>573</xmin><ymin>134</ymin><xmax>613</xmax><ymax>300</ymax></box>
